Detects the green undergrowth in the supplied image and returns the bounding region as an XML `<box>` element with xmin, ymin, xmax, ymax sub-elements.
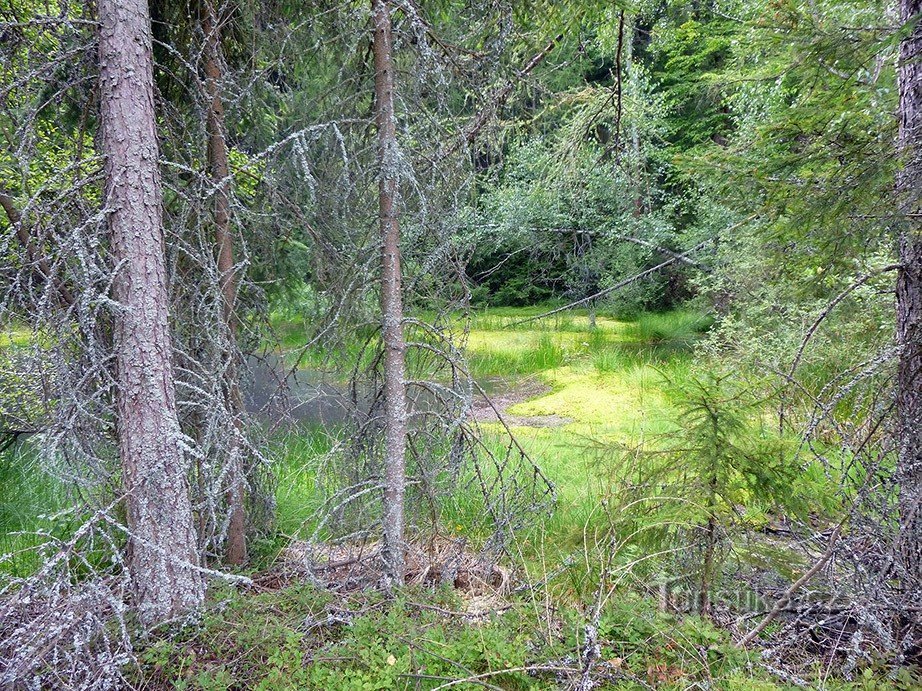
<box><xmin>0</xmin><ymin>326</ymin><xmax>31</xmax><ymax>348</ymax></box>
<box><xmin>135</xmin><ymin>582</ymin><xmax>917</xmax><ymax>690</ymax></box>
<box><xmin>0</xmin><ymin>442</ymin><xmax>69</xmax><ymax>576</ymax></box>
<box><xmin>260</xmin><ymin>306</ymin><xmax>845</xmax><ymax>662</ymax></box>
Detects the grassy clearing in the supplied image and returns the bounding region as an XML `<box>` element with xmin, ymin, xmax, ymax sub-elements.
<box><xmin>266</xmin><ymin>307</ymin><xmax>830</xmax><ymax>571</ymax></box>
<box><xmin>465</xmin><ymin>310</ymin><xmax>696</xmax><ymax>433</ymax></box>
<box><xmin>258</xmin><ymin>307</ymin><xmax>718</xmax><ymax>566</ymax></box>
<box><xmin>265</xmin><ymin>308</ymin><xmax>710</xmax><ymax>541</ymax></box>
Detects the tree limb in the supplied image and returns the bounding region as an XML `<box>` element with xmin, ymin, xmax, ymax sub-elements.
<box><xmin>441</xmin><ymin>34</ymin><xmax>562</xmax><ymax>161</ymax></box>
<box><xmin>788</xmin><ymin>263</ymin><xmax>901</xmax><ymax>378</ymax></box>
<box><xmin>504</xmin><ymin>240</ymin><xmax>712</xmax><ymax>328</ymax></box>
<box><xmin>610</xmin><ymin>234</ymin><xmax>713</xmax><ymax>271</ymax></box>
<box><xmin>0</xmin><ymin>186</ymin><xmax>74</xmax><ymax>306</ymax></box>
<box><xmin>737</xmin><ymin>524</ymin><xmax>842</xmax><ymax>648</ymax></box>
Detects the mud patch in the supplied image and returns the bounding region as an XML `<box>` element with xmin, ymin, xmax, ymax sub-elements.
<box><xmin>471</xmin><ymin>377</ymin><xmax>571</xmax><ymax>428</ymax></box>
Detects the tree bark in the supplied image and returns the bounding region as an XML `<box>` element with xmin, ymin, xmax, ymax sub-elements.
<box><xmin>897</xmin><ymin>0</ymin><xmax>922</xmax><ymax>602</ymax></box>
<box><xmin>372</xmin><ymin>0</ymin><xmax>408</xmax><ymax>587</ymax></box>
<box><xmin>98</xmin><ymin>0</ymin><xmax>204</xmax><ymax>624</ymax></box>
<box><xmin>201</xmin><ymin>0</ymin><xmax>247</xmax><ymax>567</ymax></box>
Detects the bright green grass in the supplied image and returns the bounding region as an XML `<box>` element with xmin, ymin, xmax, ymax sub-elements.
<box><xmin>631</xmin><ymin>309</ymin><xmax>715</xmax><ymax>345</ymax></box>
<box><xmin>266</xmin><ymin>307</ymin><xmax>715</xmax><ymax>549</ymax></box>
<box><xmin>272</xmin><ymin>427</ymin><xmax>331</xmax><ymax>538</ymax></box>
<box><xmin>371</xmin><ymin>309</ymin><xmax>712</xmax><ymax>556</ymax></box>
<box><xmin>130</xmin><ymin>306</ymin><xmax>910</xmax><ymax>690</ymax></box>
<box><xmin>465</xmin><ymin>307</ymin><xmax>701</xmax><ymax>439</ymax></box>
<box><xmin>0</xmin><ymin>328</ymin><xmax>30</xmax><ymax>348</ymax></box>
<box><xmin>0</xmin><ymin>442</ymin><xmax>69</xmax><ymax>576</ymax></box>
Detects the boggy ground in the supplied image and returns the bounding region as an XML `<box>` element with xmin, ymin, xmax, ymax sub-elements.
<box><xmin>134</xmin><ymin>307</ymin><xmax>917</xmax><ymax>689</ymax></box>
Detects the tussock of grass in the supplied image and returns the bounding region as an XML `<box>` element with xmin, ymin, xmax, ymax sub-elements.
<box><xmin>272</xmin><ymin>426</ymin><xmax>334</xmax><ymax>537</ymax></box>
<box><xmin>630</xmin><ymin>309</ymin><xmax>714</xmax><ymax>345</ymax></box>
<box><xmin>0</xmin><ymin>328</ymin><xmax>30</xmax><ymax>349</ymax></box>
<box><xmin>467</xmin><ymin>332</ymin><xmax>567</xmax><ymax>376</ymax></box>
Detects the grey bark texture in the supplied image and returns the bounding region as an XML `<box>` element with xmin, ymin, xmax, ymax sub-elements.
<box><xmin>201</xmin><ymin>0</ymin><xmax>247</xmax><ymax>567</ymax></box>
<box><xmin>898</xmin><ymin>0</ymin><xmax>922</xmax><ymax>602</ymax></box>
<box><xmin>372</xmin><ymin>0</ymin><xmax>409</xmax><ymax>587</ymax></box>
<box><xmin>98</xmin><ymin>0</ymin><xmax>205</xmax><ymax>624</ymax></box>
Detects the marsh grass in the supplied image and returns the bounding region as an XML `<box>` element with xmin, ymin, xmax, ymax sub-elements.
<box><xmin>272</xmin><ymin>425</ymin><xmax>335</xmax><ymax>538</ymax></box>
<box><xmin>0</xmin><ymin>307</ymin><xmax>722</xmax><ymax>579</ymax></box>
<box><xmin>630</xmin><ymin>309</ymin><xmax>715</xmax><ymax>345</ymax></box>
<box><xmin>269</xmin><ymin>319</ymin><xmax>380</xmax><ymax>372</ymax></box>
<box><xmin>0</xmin><ymin>327</ymin><xmax>31</xmax><ymax>349</ymax></box>
<box><xmin>466</xmin><ymin>332</ymin><xmax>567</xmax><ymax>377</ymax></box>
<box><xmin>0</xmin><ymin>441</ymin><xmax>68</xmax><ymax>577</ymax></box>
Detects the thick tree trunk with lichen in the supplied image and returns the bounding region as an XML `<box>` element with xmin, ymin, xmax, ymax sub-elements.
<box><xmin>98</xmin><ymin>0</ymin><xmax>204</xmax><ymax>624</ymax></box>
<box><xmin>201</xmin><ymin>0</ymin><xmax>247</xmax><ymax>567</ymax></box>
<box><xmin>372</xmin><ymin>0</ymin><xmax>408</xmax><ymax>587</ymax></box>
<box><xmin>898</xmin><ymin>0</ymin><xmax>922</xmax><ymax>601</ymax></box>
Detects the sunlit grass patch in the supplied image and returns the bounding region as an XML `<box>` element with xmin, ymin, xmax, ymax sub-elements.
<box><xmin>272</xmin><ymin>425</ymin><xmax>336</xmax><ymax>539</ymax></box>
<box><xmin>466</xmin><ymin>310</ymin><xmax>701</xmax><ymax>435</ymax></box>
<box><xmin>507</xmin><ymin>366</ymin><xmax>682</xmax><ymax>443</ymax></box>
<box><xmin>264</xmin><ymin>307</ymin><xmax>719</xmax><ymax>550</ymax></box>
<box><xmin>468</xmin><ymin>306</ymin><xmax>633</xmax><ymax>335</ymax></box>
<box><xmin>466</xmin><ymin>332</ymin><xmax>569</xmax><ymax>376</ymax></box>
<box><xmin>0</xmin><ymin>328</ymin><xmax>30</xmax><ymax>349</ymax></box>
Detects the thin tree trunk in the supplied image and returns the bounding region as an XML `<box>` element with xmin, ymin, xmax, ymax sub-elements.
<box><xmin>698</xmin><ymin>411</ymin><xmax>719</xmax><ymax>616</ymax></box>
<box><xmin>897</xmin><ymin>0</ymin><xmax>922</xmax><ymax>602</ymax></box>
<box><xmin>699</xmin><ymin>494</ymin><xmax>717</xmax><ymax>616</ymax></box>
<box><xmin>201</xmin><ymin>0</ymin><xmax>247</xmax><ymax>567</ymax></box>
<box><xmin>372</xmin><ymin>0</ymin><xmax>408</xmax><ymax>587</ymax></box>
<box><xmin>98</xmin><ymin>0</ymin><xmax>204</xmax><ymax>624</ymax></box>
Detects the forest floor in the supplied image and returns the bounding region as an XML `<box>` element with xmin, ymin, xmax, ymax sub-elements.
<box><xmin>174</xmin><ymin>305</ymin><xmax>910</xmax><ymax>691</ymax></box>
<box><xmin>2</xmin><ymin>307</ymin><xmax>915</xmax><ymax>688</ymax></box>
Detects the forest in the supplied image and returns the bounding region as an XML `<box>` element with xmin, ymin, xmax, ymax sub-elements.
<box><xmin>1</xmin><ymin>0</ymin><xmax>922</xmax><ymax>688</ymax></box>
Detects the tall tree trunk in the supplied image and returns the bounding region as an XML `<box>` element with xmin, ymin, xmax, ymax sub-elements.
<box><xmin>201</xmin><ymin>0</ymin><xmax>247</xmax><ymax>567</ymax></box>
<box><xmin>897</xmin><ymin>0</ymin><xmax>922</xmax><ymax>602</ymax></box>
<box><xmin>372</xmin><ymin>0</ymin><xmax>408</xmax><ymax>587</ymax></box>
<box><xmin>98</xmin><ymin>0</ymin><xmax>204</xmax><ymax>624</ymax></box>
